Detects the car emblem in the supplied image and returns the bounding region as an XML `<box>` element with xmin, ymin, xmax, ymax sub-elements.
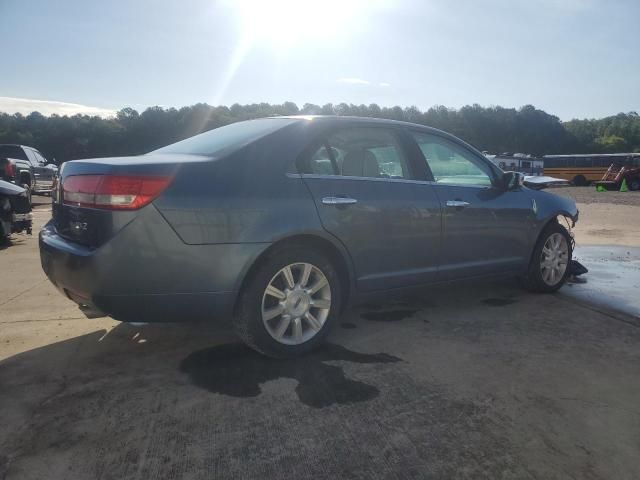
<box><xmin>70</xmin><ymin>221</ymin><xmax>88</xmax><ymax>232</ymax></box>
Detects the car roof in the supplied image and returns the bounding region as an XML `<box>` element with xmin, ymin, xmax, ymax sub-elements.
<box><xmin>0</xmin><ymin>144</ymin><xmax>36</xmax><ymax>151</ymax></box>
<box><xmin>271</xmin><ymin>115</ymin><xmax>483</xmax><ymax>155</ymax></box>
<box><xmin>271</xmin><ymin>115</ymin><xmax>443</xmax><ymax>131</ymax></box>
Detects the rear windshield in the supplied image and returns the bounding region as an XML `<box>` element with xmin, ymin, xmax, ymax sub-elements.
<box><xmin>150</xmin><ymin>118</ymin><xmax>297</xmax><ymax>156</ymax></box>
<box><xmin>0</xmin><ymin>145</ymin><xmax>27</xmax><ymax>160</ymax></box>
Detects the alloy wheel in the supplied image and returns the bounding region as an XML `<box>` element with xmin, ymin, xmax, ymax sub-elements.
<box><xmin>261</xmin><ymin>262</ymin><xmax>331</xmax><ymax>345</ymax></box>
<box><xmin>540</xmin><ymin>232</ymin><xmax>569</xmax><ymax>286</ymax></box>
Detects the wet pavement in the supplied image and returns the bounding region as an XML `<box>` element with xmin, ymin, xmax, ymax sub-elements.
<box><xmin>563</xmin><ymin>245</ymin><xmax>640</xmax><ymax>318</ymax></box>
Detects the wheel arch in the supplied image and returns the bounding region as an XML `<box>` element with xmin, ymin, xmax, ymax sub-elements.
<box><xmin>232</xmin><ymin>232</ymin><xmax>355</xmax><ymax>316</ymax></box>
<box><xmin>528</xmin><ymin>213</ymin><xmax>575</xmax><ymax>266</ymax></box>
<box><xmin>18</xmin><ymin>169</ymin><xmax>32</xmax><ymax>186</ymax></box>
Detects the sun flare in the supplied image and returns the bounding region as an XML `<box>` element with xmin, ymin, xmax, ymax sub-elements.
<box><xmin>226</xmin><ymin>0</ymin><xmax>373</xmax><ymax>48</ymax></box>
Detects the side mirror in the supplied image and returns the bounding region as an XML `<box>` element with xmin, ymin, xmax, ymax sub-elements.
<box><xmin>502</xmin><ymin>171</ymin><xmax>525</xmax><ymax>190</ymax></box>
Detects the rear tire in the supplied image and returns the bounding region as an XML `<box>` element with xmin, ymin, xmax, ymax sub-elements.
<box><xmin>522</xmin><ymin>222</ymin><xmax>572</xmax><ymax>293</ymax></box>
<box><xmin>572</xmin><ymin>175</ymin><xmax>587</xmax><ymax>186</ymax></box>
<box><xmin>234</xmin><ymin>246</ymin><xmax>342</xmax><ymax>358</ymax></box>
<box><xmin>630</xmin><ymin>178</ymin><xmax>640</xmax><ymax>191</ymax></box>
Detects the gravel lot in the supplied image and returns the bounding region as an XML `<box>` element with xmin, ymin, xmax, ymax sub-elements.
<box><xmin>544</xmin><ymin>188</ymin><xmax>640</xmax><ymax>247</ymax></box>
<box><xmin>551</xmin><ymin>186</ymin><xmax>640</xmax><ymax>206</ymax></box>
<box><xmin>1</xmin><ymin>195</ymin><xmax>640</xmax><ymax>480</ymax></box>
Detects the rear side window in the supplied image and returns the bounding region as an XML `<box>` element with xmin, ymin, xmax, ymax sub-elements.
<box><xmin>151</xmin><ymin>118</ymin><xmax>297</xmax><ymax>156</ymax></box>
<box><xmin>0</xmin><ymin>145</ymin><xmax>28</xmax><ymax>160</ymax></box>
<box><xmin>301</xmin><ymin>127</ymin><xmax>411</xmax><ymax>179</ymax></box>
<box><xmin>307</xmin><ymin>144</ymin><xmax>337</xmax><ymax>175</ymax></box>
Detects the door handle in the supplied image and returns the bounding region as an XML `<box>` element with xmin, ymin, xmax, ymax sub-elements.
<box><xmin>446</xmin><ymin>200</ymin><xmax>470</xmax><ymax>208</ymax></box>
<box><xmin>322</xmin><ymin>196</ymin><xmax>358</xmax><ymax>206</ymax></box>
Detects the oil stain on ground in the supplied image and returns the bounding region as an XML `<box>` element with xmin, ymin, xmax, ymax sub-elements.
<box><xmin>180</xmin><ymin>343</ymin><xmax>401</xmax><ymax>408</ymax></box>
<box><xmin>340</xmin><ymin>322</ymin><xmax>357</xmax><ymax>329</ymax></box>
<box><xmin>361</xmin><ymin>309</ymin><xmax>418</xmax><ymax>322</ymax></box>
<box><xmin>482</xmin><ymin>298</ymin><xmax>517</xmax><ymax>307</ymax></box>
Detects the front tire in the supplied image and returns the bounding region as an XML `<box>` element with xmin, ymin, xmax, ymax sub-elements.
<box><xmin>234</xmin><ymin>246</ymin><xmax>342</xmax><ymax>358</ymax></box>
<box><xmin>522</xmin><ymin>222</ymin><xmax>572</xmax><ymax>293</ymax></box>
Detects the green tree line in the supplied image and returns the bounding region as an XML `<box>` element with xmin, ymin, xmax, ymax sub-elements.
<box><xmin>0</xmin><ymin>102</ymin><xmax>638</xmax><ymax>163</ymax></box>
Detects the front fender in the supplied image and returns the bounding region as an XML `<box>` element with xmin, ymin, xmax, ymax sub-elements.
<box><xmin>530</xmin><ymin>189</ymin><xmax>579</xmax><ymax>239</ymax></box>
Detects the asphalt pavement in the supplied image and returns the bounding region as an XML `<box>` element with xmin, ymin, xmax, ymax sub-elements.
<box><xmin>1</xmin><ymin>200</ymin><xmax>640</xmax><ymax>479</ymax></box>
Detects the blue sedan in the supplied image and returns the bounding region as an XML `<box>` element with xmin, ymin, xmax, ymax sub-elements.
<box><xmin>40</xmin><ymin>116</ymin><xmax>578</xmax><ymax>357</ymax></box>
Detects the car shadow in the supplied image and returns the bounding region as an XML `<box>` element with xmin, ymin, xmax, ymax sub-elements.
<box><xmin>1</xmin><ymin>321</ymin><xmax>403</xmax><ymax>418</ymax></box>
<box><xmin>1</xmin><ymin>236</ymin><xmax>28</xmax><ymax>250</ymax></box>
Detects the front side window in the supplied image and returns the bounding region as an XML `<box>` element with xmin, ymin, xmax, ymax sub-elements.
<box><xmin>302</xmin><ymin>127</ymin><xmax>411</xmax><ymax>179</ymax></box>
<box><xmin>34</xmin><ymin>151</ymin><xmax>47</xmax><ymax>164</ymax></box>
<box><xmin>24</xmin><ymin>149</ymin><xmax>39</xmax><ymax>167</ymax></box>
<box><xmin>410</xmin><ymin>131</ymin><xmax>493</xmax><ymax>187</ymax></box>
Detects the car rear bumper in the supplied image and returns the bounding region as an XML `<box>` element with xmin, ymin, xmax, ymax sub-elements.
<box><xmin>39</xmin><ymin>208</ymin><xmax>270</xmax><ymax>323</ymax></box>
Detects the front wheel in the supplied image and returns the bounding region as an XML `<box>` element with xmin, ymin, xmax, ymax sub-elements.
<box><xmin>630</xmin><ymin>178</ymin><xmax>640</xmax><ymax>191</ymax></box>
<box><xmin>234</xmin><ymin>246</ymin><xmax>342</xmax><ymax>357</ymax></box>
<box><xmin>522</xmin><ymin>222</ymin><xmax>572</xmax><ymax>293</ymax></box>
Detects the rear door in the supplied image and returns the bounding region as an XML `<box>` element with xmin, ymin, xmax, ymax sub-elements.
<box><xmin>299</xmin><ymin>126</ymin><xmax>442</xmax><ymax>292</ymax></box>
<box><xmin>408</xmin><ymin>131</ymin><xmax>534</xmax><ymax>280</ymax></box>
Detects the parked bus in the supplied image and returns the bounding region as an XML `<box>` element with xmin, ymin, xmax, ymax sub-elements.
<box><xmin>542</xmin><ymin>153</ymin><xmax>640</xmax><ymax>186</ymax></box>
<box><xmin>485</xmin><ymin>154</ymin><xmax>544</xmax><ymax>176</ymax></box>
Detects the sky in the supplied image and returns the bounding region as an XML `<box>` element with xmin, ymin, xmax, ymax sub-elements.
<box><xmin>0</xmin><ymin>0</ymin><xmax>638</xmax><ymax>121</ymax></box>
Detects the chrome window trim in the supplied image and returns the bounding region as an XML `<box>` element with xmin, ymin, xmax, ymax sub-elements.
<box><xmin>296</xmin><ymin>173</ymin><xmax>492</xmax><ymax>190</ymax></box>
<box><xmin>298</xmin><ymin>173</ymin><xmax>436</xmax><ymax>186</ymax></box>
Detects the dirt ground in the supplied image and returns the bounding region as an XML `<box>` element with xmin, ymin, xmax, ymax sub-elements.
<box><xmin>551</xmin><ymin>186</ymin><xmax>640</xmax><ymax>207</ymax></box>
<box><xmin>1</xmin><ymin>194</ymin><xmax>640</xmax><ymax>479</ymax></box>
<box><xmin>551</xmin><ymin>187</ymin><xmax>640</xmax><ymax>246</ymax></box>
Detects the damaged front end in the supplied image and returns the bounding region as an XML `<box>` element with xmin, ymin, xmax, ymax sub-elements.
<box><xmin>524</xmin><ymin>175</ymin><xmax>570</xmax><ymax>190</ymax></box>
<box><xmin>0</xmin><ymin>179</ymin><xmax>33</xmax><ymax>241</ymax></box>
<box><xmin>556</xmin><ymin>213</ymin><xmax>588</xmax><ymax>282</ymax></box>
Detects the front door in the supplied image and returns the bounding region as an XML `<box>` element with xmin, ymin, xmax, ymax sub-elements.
<box><xmin>408</xmin><ymin>131</ymin><xmax>534</xmax><ymax>280</ymax></box>
<box><xmin>32</xmin><ymin>149</ymin><xmax>56</xmax><ymax>191</ymax></box>
<box><xmin>299</xmin><ymin>126</ymin><xmax>442</xmax><ymax>292</ymax></box>
<box><xmin>25</xmin><ymin>148</ymin><xmax>54</xmax><ymax>191</ymax></box>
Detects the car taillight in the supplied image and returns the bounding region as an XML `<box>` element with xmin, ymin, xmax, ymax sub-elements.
<box><xmin>3</xmin><ymin>161</ymin><xmax>15</xmax><ymax>178</ymax></box>
<box><xmin>62</xmin><ymin>174</ymin><xmax>173</xmax><ymax>210</ymax></box>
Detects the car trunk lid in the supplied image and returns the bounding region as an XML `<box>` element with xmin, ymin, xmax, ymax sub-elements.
<box><xmin>53</xmin><ymin>153</ymin><xmax>210</xmax><ymax>247</ymax></box>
